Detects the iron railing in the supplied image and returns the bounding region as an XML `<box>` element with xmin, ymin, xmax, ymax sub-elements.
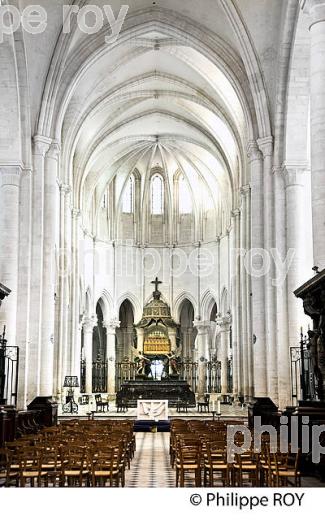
<box><xmin>179</xmin><ymin>360</ymin><xmax>198</xmax><ymax>393</ymax></box>
<box><xmin>116</xmin><ymin>361</ymin><xmax>137</xmax><ymax>391</ymax></box>
<box><xmin>92</xmin><ymin>359</ymin><xmax>107</xmax><ymax>393</ymax></box>
<box><xmin>290</xmin><ymin>332</ymin><xmax>316</xmax><ymax>405</ymax></box>
<box><xmin>227</xmin><ymin>359</ymin><xmax>233</xmax><ymax>393</ymax></box>
<box><xmin>80</xmin><ymin>359</ymin><xmax>86</xmax><ymax>394</ymax></box>
<box><xmin>0</xmin><ymin>343</ymin><xmax>19</xmax><ymax>406</ymax></box>
<box><xmin>81</xmin><ymin>356</ymin><xmax>233</xmax><ymax>396</ymax></box>
<box><xmin>207</xmin><ymin>361</ymin><xmax>221</xmax><ymax>393</ymax></box>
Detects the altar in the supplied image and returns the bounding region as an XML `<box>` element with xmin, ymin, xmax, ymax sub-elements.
<box><xmin>137</xmin><ymin>400</ymin><xmax>168</xmax><ymax>421</ymax></box>
<box><xmin>116</xmin><ymin>278</ymin><xmax>196</xmax><ymax>408</ymax></box>
<box><xmin>134</xmin><ymin>277</ymin><xmax>181</xmax><ymax>378</ymax></box>
<box><xmin>116</xmin><ymin>379</ymin><xmax>196</xmax><ymax>408</ymax></box>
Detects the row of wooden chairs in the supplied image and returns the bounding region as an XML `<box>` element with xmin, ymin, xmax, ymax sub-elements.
<box><xmin>0</xmin><ymin>419</ymin><xmax>136</xmax><ymax>487</ymax></box>
<box><xmin>170</xmin><ymin>419</ymin><xmax>301</xmax><ymax>488</ymax></box>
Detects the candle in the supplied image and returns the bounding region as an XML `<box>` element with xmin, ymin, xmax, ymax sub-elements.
<box><xmin>212</xmin><ymin>401</ymin><xmax>215</xmax><ymax>412</ymax></box>
<box><xmin>217</xmin><ymin>400</ymin><xmax>221</xmax><ymax>415</ymax></box>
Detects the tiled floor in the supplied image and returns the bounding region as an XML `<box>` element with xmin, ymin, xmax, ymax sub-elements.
<box><xmin>125</xmin><ymin>432</ymin><xmax>175</xmax><ymax>487</ymax></box>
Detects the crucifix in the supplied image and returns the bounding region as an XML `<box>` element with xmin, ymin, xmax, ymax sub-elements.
<box><xmin>151</xmin><ymin>277</ymin><xmax>162</xmax><ymax>293</ymax></box>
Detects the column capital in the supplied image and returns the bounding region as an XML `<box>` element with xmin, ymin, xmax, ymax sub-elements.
<box><xmin>240</xmin><ymin>184</ymin><xmax>251</xmax><ymax>197</ymax></box>
<box><xmin>193</xmin><ymin>320</ymin><xmax>210</xmax><ymax>333</ymax></box>
<box><xmin>282</xmin><ymin>164</ymin><xmax>309</xmax><ymax>188</ymax></box>
<box><xmin>103</xmin><ymin>318</ymin><xmax>121</xmax><ymax>332</ymax></box>
<box><xmin>83</xmin><ymin>317</ymin><xmax>96</xmax><ymax>333</ymax></box>
<box><xmin>46</xmin><ymin>141</ymin><xmax>61</xmax><ymax>161</ymax></box>
<box><xmin>59</xmin><ymin>183</ymin><xmax>71</xmax><ymax>194</ymax></box>
<box><xmin>231</xmin><ymin>208</ymin><xmax>241</xmax><ymax>218</ymax></box>
<box><xmin>257</xmin><ymin>136</ymin><xmax>274</xmax><ymax>158</ymax></box>
<box><xmin>216</xmin><ymin>312</ymin><xmax>232</xmax><ymax>330</ymax></box>
<box><xmin>72</xmin><ymin>208</ymin><xmax>81</xmax><ymax>219</ymax></box>
<box><xmin>33</xmin><ymin>135</ymin><xmax>52</xmax><ymax>156</ymax></box>
<box><xmin>247</xmin><ymin>140</ymin><xmax>263</xmax><ymax>162</ymax></box>
<box><xmin>0</xmin><ymin>165</ymin><xmax>22</xmax><ymax>187</ymax></box>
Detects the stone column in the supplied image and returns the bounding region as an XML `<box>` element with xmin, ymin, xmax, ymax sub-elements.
<box><xmin>28</xmin><ymin>136</ymin><xmax>51</xmax><ymax>399</ymax></box>
<box><xmin>104</xmin><ymin>319</ymin><xmax>120</xmax><ymax>396</ymax></box>
<box><xmin>40</xmin><ymin>142</ymin><xmax>60</xmax><ymax>396</ymax></box>
<box><xmin>136</xmin><ymin>327</ymin><xmax>144</xmax><ymax>353</ymax></box>
<box><xmin>247</xmin><ymin>141</ymin><xmax>267</xmax><ymax>396</ymax></box>
<box><xmin>216</xmin><ymin>314</ymin><xmax>231</xmax><ymax>397</ymax></box>
<box><xmin>301</xmin><ymin>0</ymin><xmax>325</xmax><ymax>269</ymax></box>
<box><xmin>240</xmin><ymin>186</ymin><xmax>249</xmax><ymax>399</ymax></box>
<box><xmin>274</xmin><ymin>167</ymin><xmax>290</xmax><ymax>410</ymax></box>
<box><xmin>71</xmin><ymin>209</ymin><xmax>81</xmax><ymax>377</ymax></box>
<box><xmin>245</xmin><ymin>185</ymin><xmax>254</xmax><ymax>398</ymax></box>
<box><xmin>168</xmin><ymin>328</ymin><xmax>177</xmax><ymax>351</ymax></box>
<box><xmin>55</xmin><ymin>185</ymin><xmax>71</xmax><ymax>398</ymax></box>
<box><xmin>284</xmin><ymin>166</ymin><xmax>307</xmax><ymax>344</ymax></box>
<box><xmin>125</xmin><ymin>326</ymin><xmax>134</xmax><ymax>358</ymax></box>
<box><xmin>0</xmin><ymin>166</ymin><xmax>21</xmax><ymax>344</ymax></box>
<box><xmin>194</xmin><ymin>320</ymin><xmax>210</xmax><ymax>399</ymax></box>
<box><xmin>230</xmin><ymin>215</ymin><xmax>238</xmax><ymax>398</ymax></box>
<box><xmin>83</xmin><ymin>318</ymin><xmax>96</xmax><ymax>394</ymax></box>
<box><xmin>231</xmin><ymin>209</ymin><xmax>242</xmax><ymax>396</ymax></box>
<box><xmin>258</xmin><ymin>137</ymin><xmax>278</xmax><ymax>401</ymax></box>
<box><xmin>16</xmin><ymin>168</ymin><xmax>32</xmax><ymax>409</ymax></box>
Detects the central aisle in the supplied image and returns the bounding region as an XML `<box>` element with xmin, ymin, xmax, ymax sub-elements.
<box><xmin>125</xmin><ymin>432</ymin><xmax>175</xmax><ymax>487</ymax></box>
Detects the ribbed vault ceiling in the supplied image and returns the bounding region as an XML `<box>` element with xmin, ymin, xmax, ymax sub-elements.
<box><xmin>48</xmin><ymin>6</ymin><xmax>271</xmax><ymax>230</ymax></box>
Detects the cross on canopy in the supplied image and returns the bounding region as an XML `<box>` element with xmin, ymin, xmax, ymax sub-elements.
<box><xmin>151</xmin><ymin>277</ymin><xmax>162</xmax><ymax>293</ymax></box>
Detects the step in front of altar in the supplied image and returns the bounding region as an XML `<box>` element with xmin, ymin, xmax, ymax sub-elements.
<box><xmin>116</xmin><ymin>380</ymin><xmax>196</xmax><ymax>408</ymax></box>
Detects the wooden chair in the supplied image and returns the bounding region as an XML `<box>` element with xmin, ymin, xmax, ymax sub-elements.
<box><xmin>18</xmin><ymin>447</ymin><xmax>48</xmax><ymax>487</ymax></box>
<box><xmin>94</xmin><ymin>394</ymin><xmax>109</xmax><ymax>413</ymax></box>
<box><xmin>259</xmin><ymin>444</ymin><xmax>286</xmax><ymax>487</ymax></box>
<box><xmin>0</xmin><ymin>448</ymin><xmax>19</xmax><ymax>487</ymax></box>
<box><xmin>41</xmin><ymin>446</ymin><xmax>62</xmax><ymax>487</ymax></box>
<box><xmin>60</xmin><ymin>446</ymin><xmax>90</xmax><ymax>487</ymax></box>
<box><xmin>176</xmin><ymin>445</ymin><xmax>202</xmax><ymax>487</ymax></box>
<box><xmin>232</xmin><ymin>451</ymin><xmax>259</xmax><ymax>487</ymax></box>
<box><xmin>90</xmin><ymin>447</ymin><xmax>118</xmax><ymax>487</ymax></box>
<box><xmin>272</xmin><ymin>450</ymin><xmax>301</xmax><ymax>487</ymax></box>
<box><xmin>203</xmin><ymin>443</ymin><xmax>230</xmax><ymax>487</ymax></box>
<box><xmin>197</xmin><ymin>394</ymin><xmax>210</xmax><ymax>413</ymax></box>
<box><xmin>176</xmin><ymin>398</ymin><xmax>190</xmax><ymax>413</ymax></box>
<box><xmin>116</xmin><ymin>399</ymin><xmax>128</xmax><ymax>413</ymax></box>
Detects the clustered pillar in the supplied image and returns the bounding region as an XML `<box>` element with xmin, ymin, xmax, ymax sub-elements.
<box><xmin>302</xmin><ymin>0</ymin><xmax>325</xmax><ymax>270</ymax></box>
<box><xmin>0</xmin><ymin>166</ymin><xmax>21</xmax><ymax>345</ymax></box>
<box><xmin>194</xmin><ymin>320</ymin><xmax>210</xmax><ymax>399</ymax></box>
<box><xmin>83</xmin><ymin>318</ymin><xmax>96</xmax><ymax>395</ymax></box>
<box><xmin>216</xmin><ymin>315</ymin><xmax>231</xmax><ymax>397</ymax></box>
<box><xmin>104</xmin><ymin>319</ymin><xmax>120</xmax><ymax>396</ymax></box>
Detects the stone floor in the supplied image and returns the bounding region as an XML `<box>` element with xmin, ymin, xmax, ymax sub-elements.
<box><xmin>125</xmin><ymin>432</ymin><xmax>175</xmax><ymax>487</ymax></box>
<box><xmin>125</xmin><ymin>432</ymin><xmax>325</xmax><ymax>488</ymax></box>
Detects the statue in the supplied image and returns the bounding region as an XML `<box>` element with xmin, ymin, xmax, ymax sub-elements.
<box><xmin>307</xmin><ymin>323</ymin><xmax>325</xmax><ymax>401</ymax></box>
<box><xmin>134</xmin><ymin>351</ymin><xmax>152</xmax><ymax>377</ymax></box>
<box><xmin>163</xmin><ymin>351</ymin><xmax>180</xmax><ymax>378</ymax></box>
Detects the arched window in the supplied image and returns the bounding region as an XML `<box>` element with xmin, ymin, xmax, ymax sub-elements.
<box><xmin>179</xmin><ymin>175</ymin><xmax>192</xmax><ymax>214</ymax></box>
<box><xmin>151</xmin><ymin>174</ymin><xmax>164</xmax><ymax>215</ymax></box>
<box><xmin>122</xmin><ymin>175</ymin><xmax>134</xmax><ymax>213</ymax></box>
